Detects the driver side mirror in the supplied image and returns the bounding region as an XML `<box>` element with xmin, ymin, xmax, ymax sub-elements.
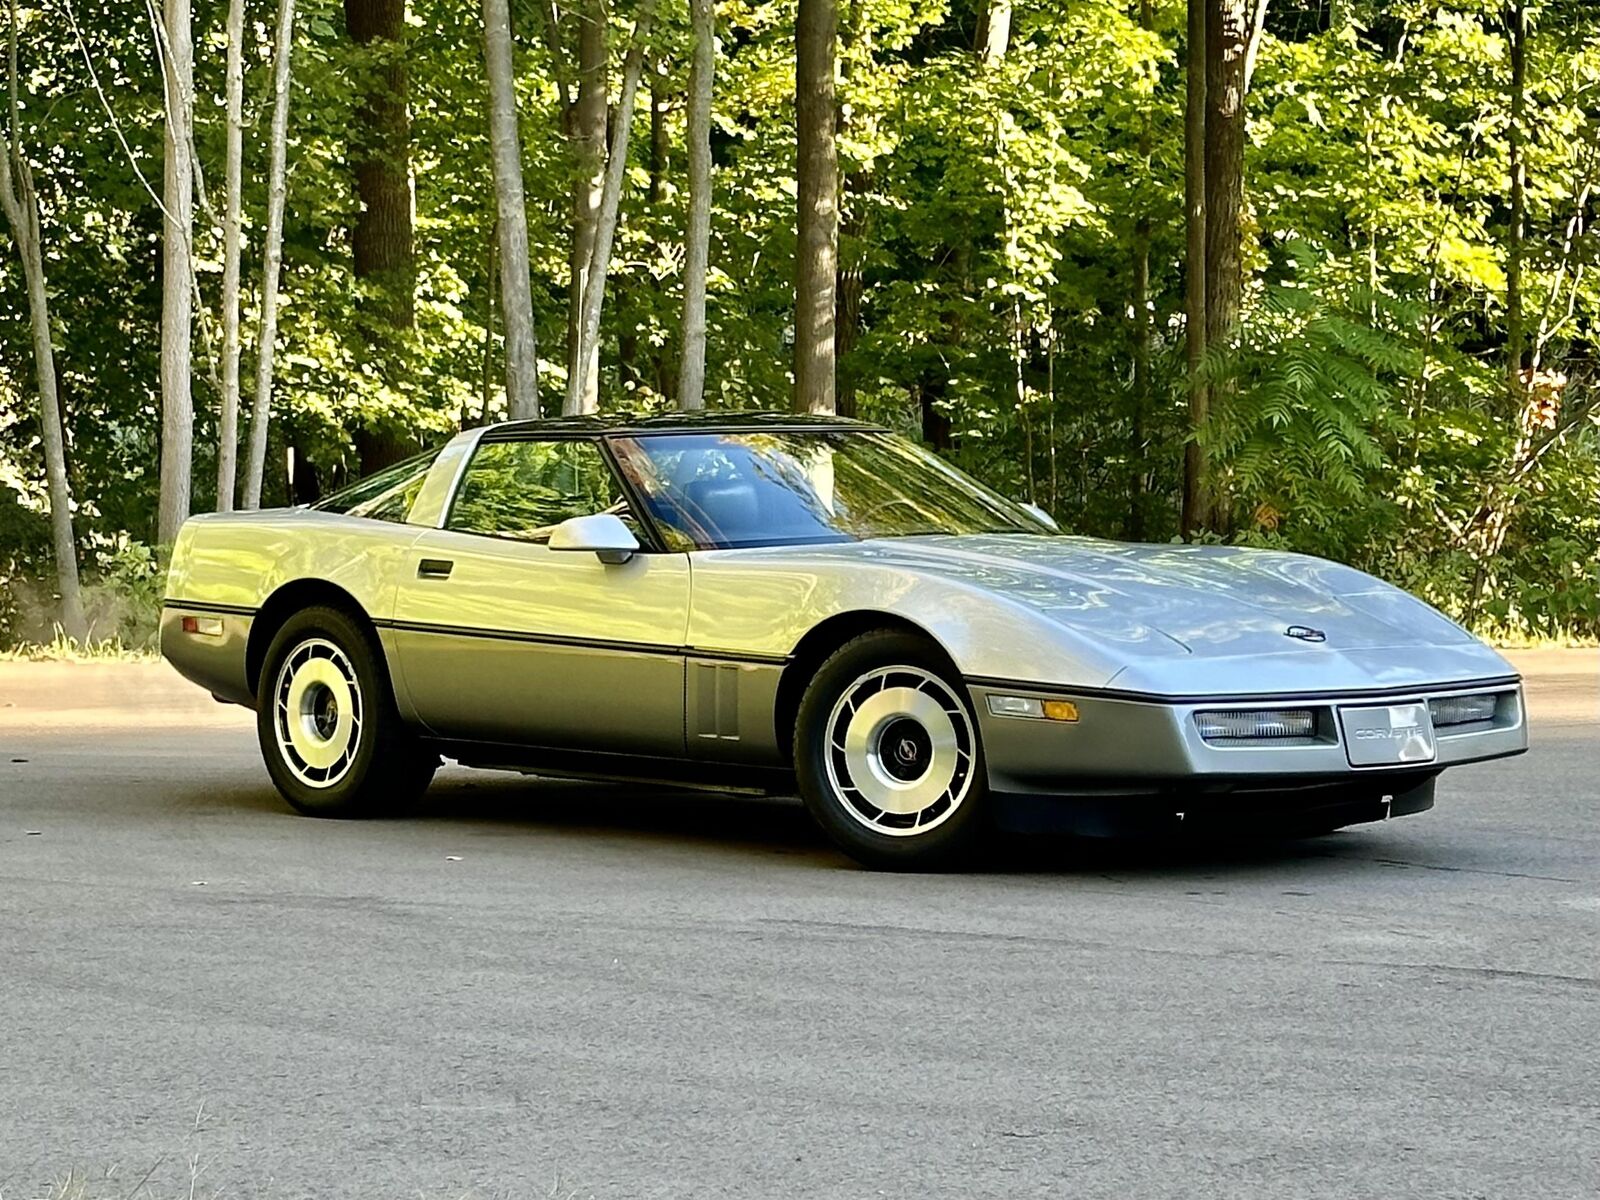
<box><xmin>1020</xmin><ymin>502</ymin><xmax>1060</xmax><ymax>533</ymax></box>
<box><xmin>548</xmin><ymin>513</ymin><xmax>640</xmax><ymax>565</ymax></box>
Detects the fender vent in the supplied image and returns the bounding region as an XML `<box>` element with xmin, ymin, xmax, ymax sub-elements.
<box><xmin>693</xmin><ymin>663</ymin><xmax>741</xmax><ymax>741</ymax></box>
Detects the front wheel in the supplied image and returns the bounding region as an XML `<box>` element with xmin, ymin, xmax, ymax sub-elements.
<box><xmin>256</xmin><ymin>605</ymin><xmax>436</xmax><ymax>818</ymax></box>
<box><xmin>794</xmin><ymin>631</ymin><xmax>988</xmax><ymax>870</ymax></box>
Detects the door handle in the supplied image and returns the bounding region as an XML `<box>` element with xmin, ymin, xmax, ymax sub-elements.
<box><xmin>417</xmin><ymin>558</ymin><xmax>454</xmax><ymax>579</ymax></box>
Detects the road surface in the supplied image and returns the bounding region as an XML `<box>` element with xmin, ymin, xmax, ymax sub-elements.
<box><xmin>1</xmin><ymin>650</ymin><xmax>1596</xmax><ymax>1199</ymax></box>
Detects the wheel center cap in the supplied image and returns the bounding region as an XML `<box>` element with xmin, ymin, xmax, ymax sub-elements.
<box><xmin>877</xmin><ymin>717</ymin><xmax>933</xmax><ymax>783</ymax></box>
<box><xmin>309</xmin><ymin>685</ymin><xmax>339</xmax><ymax>741</ymax></box>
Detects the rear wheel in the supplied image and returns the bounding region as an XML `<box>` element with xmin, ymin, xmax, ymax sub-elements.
<box><xmin>256</xmin><ymin>605</ymin><xmax>436</xmax><ymax>817</ymax></box>
<box><xmin>794</xmin><ymin>631</ymin><xmax>988</xmax><ymax>870</ymax></box>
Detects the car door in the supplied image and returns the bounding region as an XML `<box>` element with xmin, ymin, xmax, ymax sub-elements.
<box><xmin>389</xmin><ymin>434</ymin><xmax>690</xmax><ymax>756</ymax></box>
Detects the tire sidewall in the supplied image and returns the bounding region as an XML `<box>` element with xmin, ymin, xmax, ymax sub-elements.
<box><xmin>256</xmin><ymin>606</ymin><xmax>397</xmax><ymax>817</ymax></box>
<box><xmin>795</xmin><ymin>631</ymin><xmax>988</xmax><ymax>869</ymax></box>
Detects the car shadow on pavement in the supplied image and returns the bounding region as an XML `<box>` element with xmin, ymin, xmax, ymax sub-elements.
<box><xmin>404</xmin><ymin>770</ymin><xmax>1390</xmax><ymax>877</ymax></box>
<box><xmin>413</xmin><ymin>773</ymin><xmax>829</xmax><ymax>856</ymax></box>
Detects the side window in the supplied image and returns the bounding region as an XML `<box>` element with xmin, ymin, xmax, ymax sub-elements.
<box><xmin>446</xmin><ymin>439</ymin><xmax>635</xmax><ymax>543</ymax></box>
<box><xmin>314</xmin><ymin>447</ymin><xmax>442</xmax><ymax>523</ymax></box>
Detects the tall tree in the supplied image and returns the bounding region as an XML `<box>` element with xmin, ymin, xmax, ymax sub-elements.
<box><xmin>794</xmin><ymin>0</ymin><xmax>837</xmax><ymax>415</ymax></box>
<box><xmin>565</xmin><ymin>0</ymin><xmax>607</xmax><ymax>415</ymax></box>
<box><xmin>677</xmin><ymin>0</ymin><xmax>714</xmax><ymax>410</ymax></box>
<box><xmin>1</xmin><ymin>0</ymin><xmax>85</xmax><ymax>639</ymax></box>
<box><xmin>345</xmin><ymin>0</ymin><xmax>414</xmax><ymax>470</ymax></box>
<box><xmin>1130</xmin><ymin>0</ymin><xmax>1154</xmax><ymax>540</ymax></box>
<box><xmin>1505</xmin><ymin>0</ymin><xmax>1527</xmax><ymax>403</ymax></box>
<box><xmin>975</xmin><ymin>0</ymin><xmax>1011</xmax><ymax>64</ymax></box>
<box><xmin>481</xmin><ymin>0</ymin><xmax>540</xmax><ymax>420</ymax></box>
<box><xmin>1181</xmin><ymin>0</ymin><xmax>1207</xmax><ymax>537</ymax></box>
<box><xmin>157</xmin><ymin>0</ymin><xmax>194</xmax><ymax>544</ymax></box>
<box><xmin>216</xmin><ymin>0</ymin><xmax>245</xmax><ymax>512</ymax></box>
<box><xmin>242</xmin><ymin>0</ymin><xmax>297</xmax><ymax>509</ymax></box>
<box><xmin>568</xmin><ymin>0</ymin><xmax>658</xmax><ymax>412</ymax></box>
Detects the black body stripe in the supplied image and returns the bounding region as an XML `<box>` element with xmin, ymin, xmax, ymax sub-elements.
<box><xmin>373</xmin><ymin>617</ymin><xmax>789</xmax><ymax>666</ymax></box>
<box><xmin>962</xmin><ymin>673</ymin><xmax>1523</xmax><ymax>705</ymax></box>
<box><xmin>162</xmin><ymin>599</ymin><xmax>259</xmax><ymax>617</ymax></box>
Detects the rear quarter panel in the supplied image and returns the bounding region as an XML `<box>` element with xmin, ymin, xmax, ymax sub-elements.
<box><xmin>163</xmin><ymin>510</ymin><xmax>426</xmax><ymax>705</ymax></box>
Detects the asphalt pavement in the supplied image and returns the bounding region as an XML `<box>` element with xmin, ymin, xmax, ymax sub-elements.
<box><xmin>1</xmin><ymin>650</ymin><xmax>1596</xmax><ymax>1199</ymax></box>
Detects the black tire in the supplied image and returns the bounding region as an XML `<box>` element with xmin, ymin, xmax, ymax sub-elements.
<box><xmin>255</xmin><ymin>605</ymin><xmax>436</xmax><ymax>818</ymax></box>
<box><xmin>794</xmin><ymin>630</ymin><xmax>989</xmax><ymax>870</ymax></box>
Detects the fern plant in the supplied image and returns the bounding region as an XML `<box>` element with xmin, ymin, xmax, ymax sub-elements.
<box><xmin>1200</xmin><ymin>280</ymin><xmax>1419</xmax><ymax>540</ymax></box>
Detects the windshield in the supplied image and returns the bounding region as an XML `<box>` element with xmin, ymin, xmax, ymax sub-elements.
<box><xmin>611</xmin><ymin>430</ymin><xmax>1050</xmax><ymax>550</ymax></box>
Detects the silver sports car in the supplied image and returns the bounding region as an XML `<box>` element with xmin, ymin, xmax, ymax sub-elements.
<box><xmin>161</xmin><ymin>413</ymin><xmax>1527</xmax><ymax>868</ymax></box>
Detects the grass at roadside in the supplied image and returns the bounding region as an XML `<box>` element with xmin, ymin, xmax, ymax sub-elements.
<box><xmin>0</xmin><ymin>630</ymin><xmax>158</xmax><ymax>663</ymax></box>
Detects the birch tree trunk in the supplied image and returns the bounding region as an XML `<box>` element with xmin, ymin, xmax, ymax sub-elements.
<box><xmin>216</xmin><ymin>0</ymin><xmax>245</xmax><ymax>511</ymax></box>
<box><xmin>1</xmin><ymin>0</ymin><xmax>85</xmax><ymax>640</ymax></box>
<box><xmin>975</xmin><ymin>0</ymin><xmax>1010</xmax><ymax>64</ymax></box>
<box><xmin>564</xmin><ymin>0</ymin><xmax>607</xmax><ymax>414</ymax></box>
<box><xmin>481</xmin><ymin>0</ymin><xmax>541</xmax><ymax>420</ymax></box>
<box><xmin>158</xmin><ymin>0</ymin><xmax>195</xmax><ymax>544</ymax></box>
<box><xmin>567</xmin><ymin>0</ymin><xmax>658</xmax><ymax>414</ymax></box>
<box><xmin>677</xmin><ymin>0</ymin><xmax>714</xmax><ymax>410</ymax></box>
<box><xmin>794</xmin><ymin>0</ymin><xmax>837</xmax><ymax>415</ymax></box>
<box><xmin>243</xmin><ymin>0</ymin><xmax>297</xmax><ymax>510</ymax></box>
<box><xmin>1506</xmin><ymin>0</ymin><xmax>1526</xmax><ymax>404</ymax></box>
<box><xmin>1181</xmin><ymin>0</ymin><xmax>1208</xmax><ymax>538</ymax></box>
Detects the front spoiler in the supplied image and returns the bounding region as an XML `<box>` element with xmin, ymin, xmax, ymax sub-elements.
<box><xmin>992</xmin><ymin>773</ymin><xmax>1438</xmax><ymax>837</ymax></box>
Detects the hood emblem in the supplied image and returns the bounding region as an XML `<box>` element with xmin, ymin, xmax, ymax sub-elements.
<box><xmin>1286</xmin><ymin>625</ymin><xmax>1327</xmax><ymax>643</ymax></box>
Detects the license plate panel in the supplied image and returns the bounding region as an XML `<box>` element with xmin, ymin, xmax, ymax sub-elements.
<box><xmin>1339</xmin><ymin>702</ymin><xmax>1437</xmax><ymax>767</ymax></box>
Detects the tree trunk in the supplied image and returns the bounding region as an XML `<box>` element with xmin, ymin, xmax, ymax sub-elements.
<box><xmin>646</xmin><ymin>60</ymin><xmax>671</xmax><ymax>399</ymax></box>
<box><xmin>482</xmin><ymin>0</ymin><xmax>541</xmax><ymax>420</ymax></box>
<box><xmin>1</xmin><ymin>1</ymin><xmax>86</xmax><ymax>640</ymax></box>
<box><xmin>834</xmin><ymin>218</ymin><xmax>862</xmax><ymax>419</ymax></box>
<box><xmin>794</xmin><ymin>0</ymin><xmax>838</xmax><ymax>415</ymax></box>
<box><xmin>480</xmin><ymin>213</ymin><xmax>498</xmax><ymax>424</ymax></box>
<box><xmin>1131</xmin><ymin>218</ymin><xmax>1151</xmax><ymax>539</ymax></box>
<box><xmin>565</xmin><ymin>0</ymin><xmax>607</xmax><ymax>415</ymax></box>
<box><xmin>833</xmin><ymin>0</ymin><xmax>869</xmax><ymax>419</ymax></box>
<box><xmin>216</xmin><ymin>0</ymin><xmax>245</xmax><ymax>512</ymax></box>
<box><xmin>1202</xmin><ymin>0</ymin><xmax>1251</xmax><ymax>534</ymax></box>
<box><xmin>1203</xmin><ymin>0</ymin><xmax>1248</xmax><ymax>351</ymax></box>
<box><xmin>1129</xmin><ymin>0</ymin><xmax>1153</xmax><ymax>541</ymax></box>
<box><xmin>242</xmin><ymin>0</ymin><xmax>297</xmax><ymax>510</ymax></box>
<box><xmin>1506</xmin><ymin>0</ymin><xmax>1526</xmax><ymax>405</ymax></box>
<box><xmin>345</xmin><ymin>0</ymin><xmax>414</xmax><ymax>473</ymax></box>
<box><xmin>158</xmin><ymin>0</ymin><xmax>194</xmax><ymax>545</ymax></box>
<box><xmin>1181</xmin><ymin>0</ymin><xmax>1208</xmax><ymax>538</ymax></box>
<box><xmin>567</xmin><ymin>0</ymin><xmax>659</xmax><ymax>414</ymax></box>
<box><xmin>678</xmin><ymin>0</ymin><xmax>713</xmax><ymax>411</ymax></box>
<box><xmin>974</xmin><ymin>0</ymin><xmax>1011</xmax><ymax>64</ymax></box>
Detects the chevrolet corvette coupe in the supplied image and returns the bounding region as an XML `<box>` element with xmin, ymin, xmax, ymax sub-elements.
<box><xmin>161</xmin><ymin>413</ymin><xmax>1527</xmax><ymax>868</ymax></box>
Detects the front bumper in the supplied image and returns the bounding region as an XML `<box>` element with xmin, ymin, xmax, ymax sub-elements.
<box><xmin>968</xmin><ymin>676</ymin><xmax>1526</xmax><ymax>829</ymax></box>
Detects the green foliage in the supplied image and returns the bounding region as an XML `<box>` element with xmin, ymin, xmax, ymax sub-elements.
<box><xmin>2</xmin><ymin>0</ymin><xmax>1598</xmax><ymax>641</ymax></box>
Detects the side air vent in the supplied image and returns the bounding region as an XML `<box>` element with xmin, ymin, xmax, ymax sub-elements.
<box><xmin>693</xmin><ymin>663</ymin><xmax>741</xmax><ymax>741</ymax></box>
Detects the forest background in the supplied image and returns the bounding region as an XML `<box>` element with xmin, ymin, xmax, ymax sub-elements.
<box><xmin>2</xmin><ymin>0</ymin><xmax>1596</xmax><ymax>649</ymax></box>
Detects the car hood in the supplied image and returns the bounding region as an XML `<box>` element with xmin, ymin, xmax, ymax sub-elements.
<box><xmin>836</xmin><ymin>534</ymin><xmax>1515</xmax><ymax>693</ymax></box>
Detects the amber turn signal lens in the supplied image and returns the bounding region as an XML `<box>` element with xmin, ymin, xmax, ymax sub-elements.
<box><xmin>987</xmin><ymin>694</ymin><xmax>1080</xmax><ymax>722</ymax></box>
